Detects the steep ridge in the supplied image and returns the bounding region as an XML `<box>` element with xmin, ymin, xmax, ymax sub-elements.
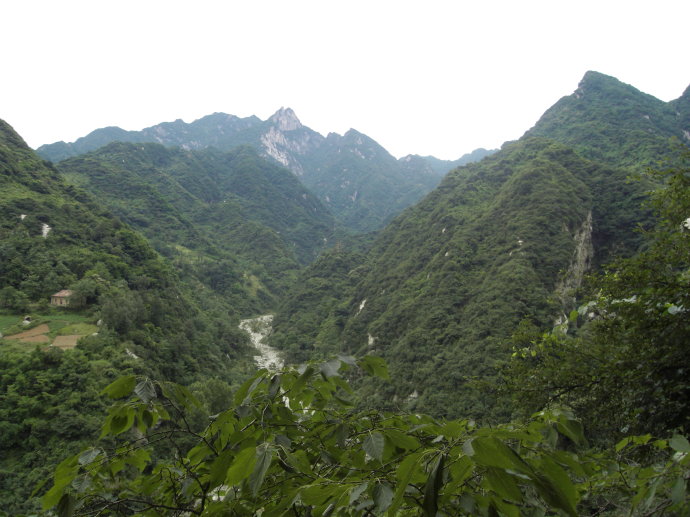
<box><xmin>272</xmin><ymin>138</ymin><xmax>642</xmax><ymax>419</ymax></box>
<box><xmin>525</xmin><ymin>71</ymin><xmax>690</xmax><ymax>169</ymax></box>
<box><xmin>37</xmin><ymin>109</ymin><xmax>488</xmax><ymax>232</ymax></box>
<box><xmin>271</xmin><ymin>72</ymin><xmax>689</xmax><ymax>420</ymax></box>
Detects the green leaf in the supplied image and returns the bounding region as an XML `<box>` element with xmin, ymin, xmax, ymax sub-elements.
<box><xmin>208</xmin><ymin>450</ymin><xmax>234</xmax><ymax>488</ymax></box>
<box><xmin>107</xmin><ymin>406</ymin><xmax>135</xmax><ymax>436</ymax></box>
<box><xmin>101</xmin><ymin>375</ymin><xmax>136</xmax><ymax>399</ymax></box>
<box><xmin>464</xmin><ymin>437</ymin><xmax>530</xmax><ymax>474</ymax></box>
<box><xmin>615</xmin><ymin>436</ymin><xmax>632</xmax><ymax>452</ymax></box>
<box><xmin>388</xmin><ymin>453</ymin><xmax>422</xmax><ymax>515</ymax></box>
<box><xmin>161</xmin><ymin>382</ymin><xmax>202</xmax><ymax>410</ymax></box>
<box><xmin>225</xmin><ymin>446</ymin><xmax>257</xmax><ymax>486</ymax></box>
<box><xmin>440</xmin><ymin>420</ymin><xmax>467</xmax><ymax>438</ymax></box>
<box><xmin>187</xmin><ymin>443</ymin><xmax>213</xmax><ymax>466</ymax></box>
<box><xmin>531</xmin><ymin>458</ymin><xmax>577</xmax><ymax>517</ymax></box>
<box><xmin>485</xmin><ymin>467</ymin><xmax>523</xmax><ymax>502</ymax></box>
<box><xmin>363</xmin><ymin>432</ymin><xmax>385</xmax><ymax>462</ymax></box>
<box><xmin>134</xmin><ymin>378</ymin><xmax>156</xmax><ymax>403</ymax></box>
<box><xmin>284</xmin><ymin>449</ymin><xmax>314</xmax><ymax>475</ymax></box>
<box><xmin>42</xmin><ymin>456</ymin><xmax>78</xmax><ymax>509</ymax></box>
<box><xmin>268</xmin><ymin>374</ymin><xmax>281</xmax><ymax>398</ymax></box>
<box><xmin>139</xmin><ymin>408</ymin><xmax>154</xmax><ymax>431</ymax></box>
<box><xmin>337</xmin><ymin>354</ymin><xmax>357</xmax><ymax>366</ymax></box>
<box><xmin>490</xmin><ymin>496</ymin><xmax>520</xmax><ymax>517</ymax></box>
<box><xmin>289</xmin><ymin>365</ymin><xmax>314</xmax><ymax>398</ymax></box>
<box><xmin>234</xmin><ymin>371</ymin><xmax>265</xmax><ymax>406</ymax></box>
<box><xmin>556</xmin><ymin>415</ymin><xmax>586</xmax><ymax>446</ymax></box>
<box><xmin>320</xmin><ymin>358</ymin><xmax>341</xmax><ymax>378</ymax></box>
<box><xmin>349</xmin><ymin>482</ymin><xmax>368</xmax><ymax>505</ymax></box>
<box><xmin>301</xmin><ymin>481</ymin><xmax>337</xmax><ymax>505</ymax></box>
<box><xmin>77</xmin><ymin>448</ymin><xmax>102</xmax><ymax>466</ymax></box>
<box><xmin>385</xmin><ymin>429</ymin><xmax>421</xmax><ymax>451</ymax></box>
<box><xmin>56</xmin><ymin>493</ymin><xmax>76</xmax><ymax>517</ymax></box>
<box><xmin>359</xmin><ymin>355</ymin><xmax>390</xmax><ymax>380</ymax></box>
<box><xmin>249</xmin><ymin>444</ymin><xmax>274</xmax><ymax>497</ymax></box>
<box><xmin>125</xmin><ymin>448</ymin><xmax>150</xmax><ymax>472</ymax></box>
<box><xmin>423</xmin><ymin>454</ymin><xmax>445</xmax><ymax>517</ymax></box>
<box><xmin>335</xmin><ymin>423</ymin><xmax>348</xmax><ymax>448</ymax></box>
<box><xmin>373</xmin><ymin>482</ymin><xmax>394</xmax><ymax>513</ymax></box>
<box><xmin>449</xmin><ymin>454</ymin><xmax>473</xmax><ymax>485</ymax></box>
<box><xmin>669</xmin><ymin>435</ymin><xmax>690</xmax><ymax>453</ymax></box>
<box><xmin>671</xmin><ymin>477</ymin><xmax>686</xmax><ymax>504</ymax></box>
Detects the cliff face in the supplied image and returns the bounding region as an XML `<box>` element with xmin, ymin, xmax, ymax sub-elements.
<box><xmin>554</xmin><ymin>210</ymin><xmax>594</xmax><ymax>329</ymax></box>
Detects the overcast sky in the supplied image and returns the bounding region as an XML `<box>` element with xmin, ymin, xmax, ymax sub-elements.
<box><xmin>2</xmin><ymin>0</ymin><xmax>688</xmax><ymax>159</ymax></box>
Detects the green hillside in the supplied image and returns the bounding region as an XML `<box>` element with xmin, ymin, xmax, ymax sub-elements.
<box><xmin>57</xmin><ymin>142</ymin><xmax>340</xmax><ymax>310</ymax></box>
<box><xmin>525</xmin><ymin>71</ymin><xmax>689</xmax><ymax>169</ymax></box>
<box><xmin>6</xmin><ymin>70</ymin><xmax>690</xmax><ymax>514</ymax></box>
<box><xmin>270</xmin><ymin>72</ymin><xmax>690</xmax><ymax>420</ymax></box>
<box><xmin>271</xmin><ymin>137</ymin><xmax>650</xmax><ymax>419</ymax></box>
<box><xmin>0</xmin><ymin>120</ymin><xmax>256</xmax><ymax>513</ymax></box>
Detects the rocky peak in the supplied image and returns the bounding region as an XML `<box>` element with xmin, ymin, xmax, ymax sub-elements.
<box><xmin>268</xmin><ymin>107</ymin><xmax>302</xmax><ymax>132</ymax></box>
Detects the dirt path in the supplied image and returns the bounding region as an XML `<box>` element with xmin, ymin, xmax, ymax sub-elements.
<box><xmin>6</xmin><ymin>324</ymin><xmax>50</xmax><ymax>341</ymax></box>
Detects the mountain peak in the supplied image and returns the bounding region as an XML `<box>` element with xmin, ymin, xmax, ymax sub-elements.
<box><xmin>268</xmin><ymin>107</ymin><xmax>302</xmax><ymax>131</ymax></box>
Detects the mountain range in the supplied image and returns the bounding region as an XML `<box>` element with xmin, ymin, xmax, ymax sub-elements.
<box><xmin>1</xmin><ymin>70</ymin><xmax>689</xmax><ymax>513</ymax></box>
<box><xmin>269</xmin><ymin>71</ymin><xmax>690</xmax><ymax>418</ymax></box>
<box><xmin>37</xmin><ymin>108</ymin><xmax>494</xmax><ymax>232</ymax></box>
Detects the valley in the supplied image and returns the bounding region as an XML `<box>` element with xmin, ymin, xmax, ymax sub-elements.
<box><xmin>1</xmin><ymin>71</ymin><xmax>689</xmax><ymax>514</ymax></box>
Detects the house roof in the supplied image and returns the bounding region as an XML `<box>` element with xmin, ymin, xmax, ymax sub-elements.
<box><xmin>52</xmin><ymin>290</ymin><xmax>74</xmax><ymax>298</ymax></box>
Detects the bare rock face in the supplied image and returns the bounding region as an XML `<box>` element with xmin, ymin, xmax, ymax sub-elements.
<box><xmin>553</xmin><ymin>210</ymin><xmax>594</xmax><ymax>330</ymax></box>
<box><xmin>259</xmin><ymin>108</ymin><xmax>325</xmax><ymax>175</ymax></box>
<box><xmin>268</xmin><ymin>107</ymin><xmax>302</xmax><ymax>132</ymax></box>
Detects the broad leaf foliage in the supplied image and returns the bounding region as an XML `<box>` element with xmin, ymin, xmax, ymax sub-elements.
<box><xmin>45</xmin><ymin>358</ymin><xmax>689</xmax><ymax>516</ymax></box>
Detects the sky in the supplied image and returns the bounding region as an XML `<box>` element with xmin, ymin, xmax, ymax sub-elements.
<box><xmin>2</xmin><ymin>0</ymin><xmax>689</xmax><ymax>160</ymax></box>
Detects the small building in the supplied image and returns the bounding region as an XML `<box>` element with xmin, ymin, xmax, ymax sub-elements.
<box><xmin>51</xmin><ymin>290</ymin><xmax>73</xmax><ymax>307</ymax></box>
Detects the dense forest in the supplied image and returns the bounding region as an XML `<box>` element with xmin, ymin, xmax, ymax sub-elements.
<box><xmin>1</xmin><ymin>71</ymin><xmax>690</xmax><ymax>515</ymax></box>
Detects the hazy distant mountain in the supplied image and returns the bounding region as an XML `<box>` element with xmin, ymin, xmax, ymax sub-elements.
<box><xmin>399</xmin><ymin>148</ymin><xmax>496</xmax><ymax>176</ymax></box>
<box><xmin>37</xmin><ymin>109</ymin><xmax>490</xmax><ymax>232</ymax></box>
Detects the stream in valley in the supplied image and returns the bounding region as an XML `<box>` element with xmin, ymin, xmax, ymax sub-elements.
<box><xmin>238</xmin><ymin>315</ymin><xmax>284</xmax><ymax>371</ymax></box>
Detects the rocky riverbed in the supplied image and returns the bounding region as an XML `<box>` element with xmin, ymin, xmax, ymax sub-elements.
<box><xmin>239</xmin><ymin>315</ymin><xmax>283</xmax><ymax>371</ymax></box>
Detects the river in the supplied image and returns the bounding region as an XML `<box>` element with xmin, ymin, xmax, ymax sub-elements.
<box><xmin>238</xmin><ymin>315</ymin><xmax>284</xmax><ymax>371</ymax></box>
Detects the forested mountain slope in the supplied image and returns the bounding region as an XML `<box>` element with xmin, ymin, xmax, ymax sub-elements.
<box><xmin>0</xmin><ymin>119</ymin><xmax>255</xmax><ymax>512</ymax></box>
<box><xmin>272</xmin><ymin>138</ymin><xmax>647</xmax><ymax>419</ymax></box>
<box><xmin>58</xmin><ymin>143</ymin><xmax>339</xmax><ymax>309</ymax></box>
<box><xmin>270</xmin><ymin>72</ymin><xmax>689</xmax><ymax>420</ymax></box>
<box><xmin>525</xmin><ymin>71</ymin><xmax>690</xmax><ymax>168</ymax></box>
<box><xmin>37</xmin><ymin>109</ymin><xmax>489</xmax><ymax>232</ymax></box>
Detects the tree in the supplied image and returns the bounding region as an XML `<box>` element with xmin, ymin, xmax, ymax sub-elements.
<box><xmin>0</xmin><ymin>285</ymin><xmax>29</xmax><ymax>312</ymax></box>
<box><xmin>504</xmin><ymin>152</ymin><xmax>690</xmax><ymax>439</ymax></box>
<box><xmin>43</xmin><ymin>357</ymin><xmax>689</xmax><ymax>516</ymax></box>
